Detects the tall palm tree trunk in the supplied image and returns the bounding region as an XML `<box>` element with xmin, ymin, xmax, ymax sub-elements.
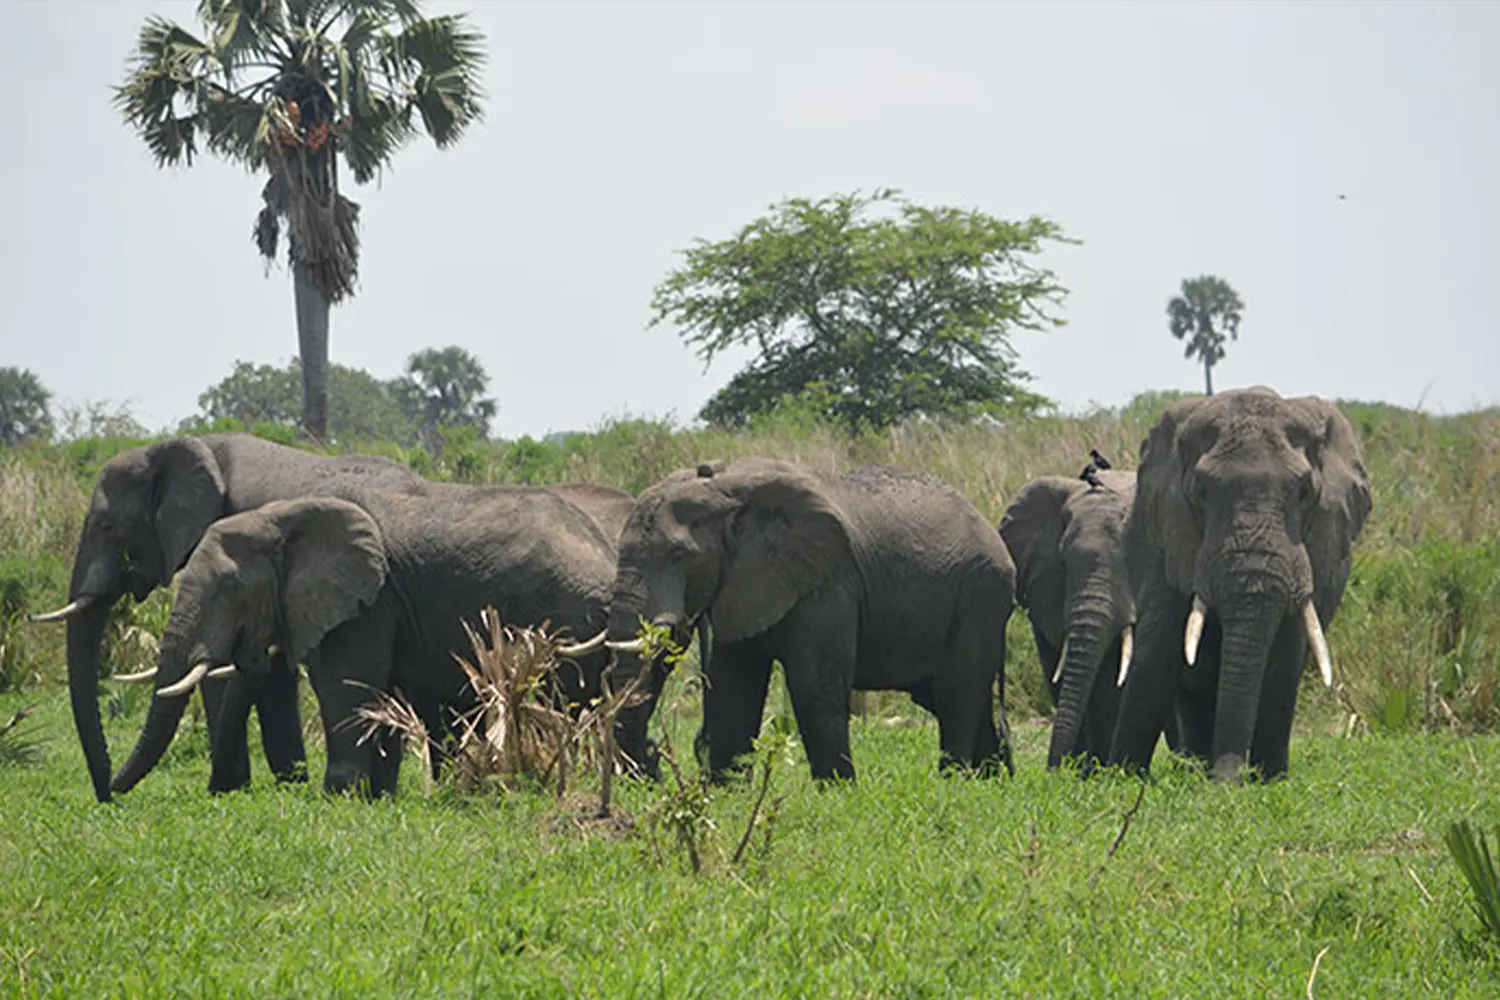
<box><xmin>293</xmin><ymin>263</ymin><xmax>330</xmax><ymax>442</ymax></box>
<box><xmin>1203</xmin><ymin>354</ymin><xmax>1214</xmax><ymax>396</ymax></box>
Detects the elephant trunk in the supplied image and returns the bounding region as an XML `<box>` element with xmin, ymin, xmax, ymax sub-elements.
<box><xmin>1046</xmin><ymin>600</ymin><xmax>1118</xmax><ymax>769</ymax></box>
<box><xmin>66</xmin><ymin>597</ymin><xmax>118</xmax><ymax>803</ymax></box>
<box><xmin>110</xmin><ymin>631</ymin><xmax>202</xmax><ymax>794</ymax></box>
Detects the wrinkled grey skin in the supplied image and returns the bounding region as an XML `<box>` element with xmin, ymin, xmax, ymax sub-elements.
<box><xmin>57</xmin><ymin>434</ymin><xmax>426</xmax><ymax>803</ymax></box>
<box><xmin>1107</xmin><ymin>388</ymin><xmax>1371</xmax><ymax>782</ymax></box>
<box><xmin>608</xmin><ymin>458</ymin><xmax>1016</xmax><ymax>783</ymax></box>
<box><xmin>1001</xmin><ymin>469</ymin><xmax>1136</xmax><ymax>771</ymax></box>
<box><xmin>111</xmin><ymin>483</ymin><xmax>627</xmax><ymax>798</ymax></box>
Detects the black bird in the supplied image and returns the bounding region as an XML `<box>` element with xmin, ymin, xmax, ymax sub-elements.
<box><xmin>1089</xmin><ymin>449</ymin><xmax>1112</xmax><ymax>471</ymax></box>
<box><xmin>1080</xmin><ymin>462</ymin><xmax>1104</xmax><ymax>490</ymax></box>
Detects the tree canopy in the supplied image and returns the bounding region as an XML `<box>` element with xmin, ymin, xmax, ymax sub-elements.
<box><xmin>650</xmin><ymin>189</ymin><xmax>1071</xmax><ymax>432</ymax></box>
<box><xmin>114</xmin><ymin>0</ymin><xmax>487</xmax><ymax>441</ymax></box>
<box><xmin>1167</xmin><ymin>275</ymin><xmax>1244</xmax><ymax>396</ymax></box>
<box><xmin>0</xmin><ymin>368</ymin><xmax>53</xmax><ymax>448</ymax></box>
<box><xmin>193</xmin><ymin>348</ymin><xmax>493</xmax><ymax>445</ymax></box>
<box><xmin>391</xmin><ymin>346</ymin><xmax>497</xmax><ymax>440</ymax></box>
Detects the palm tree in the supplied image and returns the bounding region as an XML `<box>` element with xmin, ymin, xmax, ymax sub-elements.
<box><xmin>1167</xmin><ymin>275</ymin><xmax>1244</xmax><ymax>396</ymax></box>
<box><xmin>0</xmin><ymin>368</ymin><xmax>53</xmax><ymax>448</ymax></box>
<box><xmin>393</xmin><ymin>345</ymin><xmax>496</xmax><ymax>441</ymax></box>
<box><xmin>115</xmin><ymin>0</ymin><xmax>486</xmax><ymax>442</ymax></box>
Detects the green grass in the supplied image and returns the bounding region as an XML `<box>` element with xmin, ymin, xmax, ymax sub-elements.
<box><xmin>1</xmin><ymin>686</ymin><xmax>1497</xmax><ymax>998</ymax></box>
<box><xmin>1</xmin><ymin>398</ymin><xmax>1498</xmax><ymax>996</ymax></box>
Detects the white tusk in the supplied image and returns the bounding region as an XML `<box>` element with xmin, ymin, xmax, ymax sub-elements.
<box><xmin>111</xmin><ymin>667</ymin><xmax>158</xmax><ymax>684</ymax></box>
<box><xmin>206</xmin><ymin>665</ymin><xmax>238</xmax><ymax>680</ymax></box>
<box><xmin>556</xmin><ymin>629</ymin><xmax>608</xmax><ymax>657</ymax></box>
<box><xmin>267</xmin><ymin>644</ymin><xmax>281</xmax><ymax>659</ymax></box>
<box><xmin>157</xmin><ymin>662</ymin><xmax>211</xmax><ymax>698</ymax></box>
<box><xmin>1052</xmin><ymin>638</ymin><xmax>1069</xmax><ymax>685</ymax></box>
<box><xmin>1184</xmin><ymin>595</ymin><xmax>1207</xmax><ymax>666</ymax></box>
<box><xmin>605</xmin><ymin>638</ymin><xmax>646</xmax><ymax>654</ymax></box>
<box><xmin>1117</xmin><ymin>625</ymin><xmax>1135</xmax><ymax>687</ymax></box>
<box><xmin>30</xmin><ymin>596</ymin><xmax>97</xmax><ymax>623</ymax></box>
<box><xmin>1302</xmin><ymin>600</ymin><xmax>1334</xmax><ymax>688</ymax></box>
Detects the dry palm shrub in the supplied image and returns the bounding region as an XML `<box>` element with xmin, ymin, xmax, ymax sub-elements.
<box><xmin>355</xmin><ymin>608</ymin><xmax>646</xmax><ymax>803</ymax></box>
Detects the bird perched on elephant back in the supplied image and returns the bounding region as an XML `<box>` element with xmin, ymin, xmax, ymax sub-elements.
<box><xmin>34</xmin><ymin>433</ymin><xmax>427</xmax><ymax>803</ymax></box>
<box><xmin>605</xmin><ymin>457</ymin><xmax>1017</xmax><ymax>783</ymax></box>
<box><xmin>109</xmin><ymin>481</ymin><xmax>630</xmax><ymax>798</ymax></box>
<box><xmin>1001</xmin><ymin>465</ymin><xmax>1136</xmax><ymax>772</ymax></box>
<box><xmin>1107</xmin><ymin>387</ymin><xmax>1371</xmax><ymax>782</ymax></box>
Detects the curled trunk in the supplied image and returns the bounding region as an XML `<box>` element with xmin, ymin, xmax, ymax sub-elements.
<box><xmin>110</xmin><ymin>690</ymin><xmax>192</xmax><ymax>794</ymax></box>
<box><xmin>66</xmin><ymin>601</ymin><xmax>117</xmax><ymax>803</ymax></box>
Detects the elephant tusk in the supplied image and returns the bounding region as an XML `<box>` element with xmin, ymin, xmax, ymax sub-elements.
<box><xmin>556</xmin><ymin>629</ymin><xmax>608</xmax><ymax>657</ymax></box>
<box><xmin>606</xmin><ymin>638</ymin><xmax>646</xmax><ymax>654</ymax></box>
<box><xmin>1184</xmin><ymin>596</ymin><xmax>1207</xmax><ymax>666</ymax></box>
<box><xmin>1052</xmin><ymin>638</ymin><xmax>1069</xmax><ymax>685</ymax></box>
<box><xmin>30</xmin><ymin>596</ymin><xmax>97</xmax><ymax>623</ymax></box>
<box><xmin>1117</xmin><ymin>625</ymin><xmax>1135</xmax><ymax>687</ymax></box>
<box><xmin>267</xmin><ymin>644</ymin><xmax>281</xmax><ymax>659</ymax></box>
<box><xmin>111</xmin><ymin>667</ymin><xmax>158</xmax><ymax>684</ymax></box>
<box><xmin>1302</xmin><ymin>601</ymin><xmax>1334</xmax><ymax>688</ymax></box>
<box><xmin>206</xmin><ymin>665</ymin><xmax>238</xmax><ymax>680</ymax></box>
<box><xmin>157</xmin><ymin>662</ymin><xmax>211</xmax><ymax>698</ymax></box>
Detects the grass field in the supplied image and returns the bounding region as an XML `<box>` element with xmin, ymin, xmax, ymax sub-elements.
<box><xmin>1</xmin><ymin>688</ymin><xmax>1498</xmax><ymax>998</ymax></box>
<box><xmin>1</xmin><ymin>395</ymin><xmax>1499</xmax><ymax>997</ymax></box>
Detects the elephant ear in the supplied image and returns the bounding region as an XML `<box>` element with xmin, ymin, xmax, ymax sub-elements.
<box><xmin>998</xmin><ymin>477</ymin><xmax>1077</xmax><ymax>644</ymax></box>
<box><xmin>270</xmin><ymin>498</ymin><xmax>388</xmax><ymax>665</ymax></box>
<box><xmin>1134</xmin><ymin>397</ymin><xmax>1209</xmax><ymax>595</ymax></box>
<box><xmin>710</xmin><ymin>466</ymin><xmax>853</xmax><ymax>645</ymax></box>
<box><xmin>1298</xmin><ymin>398</ymin><xmax>1373</xmax><ymax>619</ymax></box>
<box><xmin>150</xmin><ymin>437</ymin><xmax>228</xmax><ymax>584</ymax></box>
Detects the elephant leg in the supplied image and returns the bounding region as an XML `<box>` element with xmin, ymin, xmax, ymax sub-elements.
<box><xmin>778</xmin><ymin>599</ymin><xmax>858</xmax><ymax>782</ymax></box>
<box><xmin>207</xmin><ymin>673</ymin><xmax>255</xmax><ymax>794</ymax></box>
<box><xmin>1248</xmin><ymin>622</ymin><xmax>1306</xmax><ymax>781</ymax></box>
<box><xmin>1080</xmin><ymin>644</ymin><xmax>1124</xmax><ymax>775</ymax></box>
<box><xmin>307</xmin><ymin>617</ymin><xmax>396</xmax><ymax>798</ymax></box>
<box><xmin>199</xmin><ymin>677</ymin><xmax>226</xmax><ymax>759</ymax></box>
<box><xmin>704</xmin><ymin>643</ymin><xmax>773</xmax><ymax>783</ymax></box>
<box><xmin>932</xmin><ymin>605</ymin><xmax>1011</xmax><ymax>777</ymax></box>
<box><xmin>1108</xmin><ymin>584</ymin><xmax>1190</xmax><ymax>775</ymax></box>
<box><xmin>255</xmin><ymin>657</ymin><xmax>308</xmax><ymax>784</ymax></box>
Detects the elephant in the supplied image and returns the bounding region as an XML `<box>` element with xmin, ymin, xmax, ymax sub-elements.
<box><xmin>34</xmin><ymin>433</ymin><xmax>427</xmax><ymax>803</ymax></box>
<box><xmin>1000</xmin><ymin>467</ymin><xmax>1136</xmax><ymax>771</ymax></box>
<box><xmin>606</xmin><ymin>458</ymin><xmax>1016</xmax><ymax>783</ymax></box>
<box><xmin>109</xmin><ymin>481</ymin><xmax>628</xmax><ymax>797</ymax></box>
<box><xmin>1106</xmin><ymin>387</ymin><xmax>1371</xmax><ymax>782</ymax></box>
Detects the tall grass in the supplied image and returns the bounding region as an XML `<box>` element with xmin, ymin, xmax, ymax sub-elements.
<box><xmin>2</xmin><ymin>395</ymin><xmax>1497</xmax><ymax>730</ymax></box>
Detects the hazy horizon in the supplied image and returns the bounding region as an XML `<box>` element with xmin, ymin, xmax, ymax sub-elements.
<box><xmin>3</xmin><ymin>1</ymin><xmax>1497</xmax><ymax>438</ymax></box>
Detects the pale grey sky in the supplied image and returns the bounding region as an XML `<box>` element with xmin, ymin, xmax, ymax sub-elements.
<box><xmin>2</xmin><ymin>1</ymin><xmax>1497</xmax><ymax>438</ymax></box>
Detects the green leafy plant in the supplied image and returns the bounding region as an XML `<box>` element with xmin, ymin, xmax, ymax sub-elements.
<box><xmin>1444</xmin><ymin>819</ymin><xmax>1500</xmax><ymax>944</ymax></box>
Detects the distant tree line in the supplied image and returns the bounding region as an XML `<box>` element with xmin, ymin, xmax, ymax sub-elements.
<box><xmin>0</xmin><ymin>346</ymin><xmax>495</xmax><ymax>450</ymax></box>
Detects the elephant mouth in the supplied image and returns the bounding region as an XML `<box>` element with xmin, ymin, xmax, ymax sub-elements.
<box><xmin>1181</xmin><ymin>594</ymin><xmax>1334</xmax><ymax>687</ymax></box>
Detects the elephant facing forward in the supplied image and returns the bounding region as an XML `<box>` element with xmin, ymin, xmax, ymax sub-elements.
<box><xmin>1108</xmin><ymin>387</ymin><xmax>1371</xmax><ymax>781</ymax></box>
<box><xmin>1001</xmin><ymin>468</ymin><xmax>1136</xmax><ymax>771</ymax></box>
<box><xmin>110</xmin><ymin>484</ymin><xmax>624</xmax><ymax>797</ymax></box>
<box><xmin>608</xmin><ymin>458</ymin><xmax>1016</xmax><ymax>783</ymax></box>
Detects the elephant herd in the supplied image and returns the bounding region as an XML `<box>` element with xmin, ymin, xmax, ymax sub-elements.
<box><xmin>33</xmin><ymin>386</ymin><xmax>1371</xmax><ymax>804</ymax></box>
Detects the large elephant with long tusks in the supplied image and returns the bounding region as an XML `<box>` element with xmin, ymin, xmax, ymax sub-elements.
<box><xmin>1107</xmin><ymin>388</ymin><xmax>1371</xmax><ymax>782</ymax></box>
<box><xmin>35</xmin><ymin>434</ymin><xmax>427</xmax><ymax>803</ymax></box>
<box><xmin>1001</xmin><ymin>468</ymin><xmax>1136</xmax><ymax>771</ymax></box>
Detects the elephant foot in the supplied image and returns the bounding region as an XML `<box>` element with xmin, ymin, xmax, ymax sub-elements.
<box><xmin>274</xmin><ymin>761</ymin><xmax>310</xmax><ymax>785</ymax></box>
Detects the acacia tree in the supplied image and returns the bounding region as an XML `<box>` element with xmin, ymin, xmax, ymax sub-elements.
<box><xmin>1167</xmin><ymin>275</ymin><xmax>1245</xmax><ymax>396</ymax></box>
<box><xmin>0</xmin><ymin>368</ymin><xmax>53</xmax><ymax>447</ymax></box>
<box><xmin>650</xmin><ymin>189</ymin><xmax>1071</xmax><ymax>433</ymax></box>
<box><xmin>115</xmin><ymin>0</ymin><xmax>486</xmax><ymax>442</ymax></box>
